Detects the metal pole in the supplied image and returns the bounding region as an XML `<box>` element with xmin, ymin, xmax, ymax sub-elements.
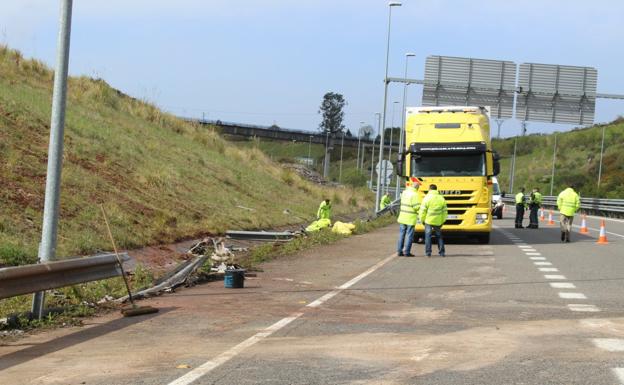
<box><xmin>396</xmin><ymin>54</ymin><xmax>414</xmax><ymax>200</ymax></box>
<box><xmin>550</xmin><ymin>134</ymin><xmax>557</xmax><ymax>196</ymax></box>
<box><xmin>339</xmin><ymin>132</ymin><xmax>345</xmax><ymax>183</ymax></box>
<box><xmin>509</xmin><ymin>138</ymin><xmax>517</xmax><ymax>194</ymax></box>
<box><xmin>386</xmin><ymin>101</ymin><xmax>398</xmax><ymax>195</ymax></box>
<box><xmin>375</xmin><ymin>2</ymin><xmax>401</xmax><ymax>212</ymax></box>
<box><xmin>370</xmin><ymin>113</ymin><xmax>381</xmax><ymax>189</ymax></box>
<box><xmin>495</xmin><ymin>119</ymin><xmax>504</xmax><ymax>139</ymax></box>
<box><xmin>597</xmin><ymin>125</ymin><xmax>606</xmax><ymax>189</ymax></box>
<box><xmin>323</xmin><ymin>131</ymin><xmax>330</xmax><ymax>178</ymax></box>
<box><xmin>32</xmin><ymin>0</ymin><xmax>73</xmax><ymax>319</ymax></box>
<box><xmin>308</xmin><ymin>135</ymin><xmax>312</xmax><ymax>160</ymax></box>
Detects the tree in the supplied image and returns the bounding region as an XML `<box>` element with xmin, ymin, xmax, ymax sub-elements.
<box><xmin>346</xmin><ymin>129</ymin><xmax>353</xmax><ymax>137</ymax></box>
<box><xmin>318</xmin><ymin>92</ymin><xmax>347</xmax><ymax>178</ymax></box>
<box><xmin>318</xmin><ymin>92</ymin><xmax>346</xmax><ymax>134</ymax></box>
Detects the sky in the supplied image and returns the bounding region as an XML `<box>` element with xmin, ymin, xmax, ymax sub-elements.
<box><xmin>1</xmin><ymin>0</ymin><xmax>623</xmax><ymax>137</ymax></box>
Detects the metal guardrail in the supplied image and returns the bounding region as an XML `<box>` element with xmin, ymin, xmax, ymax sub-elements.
<box><xmin>225</xmin><ymin>230</ymin><xmax>297</xmax><ymax>242</ymax></box>
<box><xmin>502</xmin><ymin>196</ymin><xmax>624</xmax><ymax>215</ymax></box>
<box><xmin>0</xmin><ymin>253</ymin><xmax>127</xmax><ymax>300</ymax></box>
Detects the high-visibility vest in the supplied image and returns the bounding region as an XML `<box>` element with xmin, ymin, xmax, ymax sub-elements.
<box><xmin>397</xmin><ymin>188</ymin><xmax>420</xmax><ymax>226</ymax></box>
<box><xmin>515</xmin><ymin>192</ymin><xmax>526</xmax><ymax>205</ymax></box>
<box><xmin>317</xmin><ymin>201</ymin><xmax>331</xmax><ymax>220</ymax></box>
<box><xmin>419</xmin><ymin>190</ymin><xmax>448</xmax><ymax>226</ymax></box>
<box><xmin>380</xmin><ymin>195</ymin><xmax>392</xmax><ymax>210</ymax></box>
<box><xmin>530</xmin><ymin>191</ymin><xmax>543</xmax><ymax>206</ymax></box>
<box><xmin>557</xmin><ymin>188</ymin><xmax>580</xmax><ymax>216</ymax></box>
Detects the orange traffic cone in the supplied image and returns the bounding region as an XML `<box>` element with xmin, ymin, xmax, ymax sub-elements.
<box><xmin>548</xmin><ymin>210</ymin><xmax>555</xmax><ymax>225</ymax></box>
<box><xmin>539</xmin><ymin>208</ymin><xmax>545</xmax><ymax>221</ymax></box>
<box><xmin>579</xmin><ymin>214</ymin><xmax>589</xmax><ymax>234</ymax></box>
<box><xmin>597</xmin><ymin>219</ymin><xmax>608</xmax><ymax>244</ymax></box>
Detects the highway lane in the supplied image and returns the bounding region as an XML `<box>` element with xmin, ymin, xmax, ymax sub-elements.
<box><xmin>1</xmin><ymin>217</ymin><xmax>623</xmax><ymax>385</ymax></box>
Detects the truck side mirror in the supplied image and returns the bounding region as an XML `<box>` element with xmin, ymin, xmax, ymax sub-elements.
<box><xmin>492</xmin><ymin>151</ymin><xmax>501</xmax><ymax>176</ymax></box>
<box><xmin>395</xmin><ymin>152</ymin><xmax>405</xmax><ymax>177</ymax></box>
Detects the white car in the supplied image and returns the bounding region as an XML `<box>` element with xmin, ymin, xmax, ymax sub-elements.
<box><xmin>491</xmin><ymin>176</ymin><xmax>504</xmax><ymax>219</ymax></box>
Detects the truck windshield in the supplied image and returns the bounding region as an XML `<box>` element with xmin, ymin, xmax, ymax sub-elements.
<box><xmin>411</xmin><ymin>153</ymin><xmax>485</xmax><ymax>177</ymax></box>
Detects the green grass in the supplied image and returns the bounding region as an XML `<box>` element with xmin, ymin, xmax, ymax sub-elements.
<box><xmin>493</xmin><ymin>118</ymin><xmax>624</xmax><ymax>198</ymax></box>
<box><xmin>242</xmin><ymin>213</ymin><xmax>396</xmax><ymax>268</ymax></box>
<box><xmin>0</xmin><ymin>45</ymin><xmax>374</xmax><ymax>267</ymax></box>
<box><xmin>232</xmin><ymin>136</ymin><xmax>377</xmax><ymax>188</ymax></box>
<box><xmin>0</xmin><ymin>44</ymin><xmax>377</xmax><ymax>322</ymax></box>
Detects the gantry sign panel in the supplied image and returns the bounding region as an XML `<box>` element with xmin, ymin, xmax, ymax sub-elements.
<box><xmin>516</xmin><ymin>63</ymin><xmax>597</xmax><ymax>125</ymax></box>
<box><xmin>422</xmin><ymin>55</ymin><xmax>516</xmax><ymax>119</ymax></box>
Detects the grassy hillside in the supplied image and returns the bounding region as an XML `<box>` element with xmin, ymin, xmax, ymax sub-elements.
<box><xmin>493</xmin><ymin>118</ymin><xmax>624</xmax><ymax>198</ymax></box>
<box><xmin>232</xmin><ymin>137</ymin><xmax>376</xmax><ymax>188</ymax></box>
<box><xmin>0</xmin><ymin>46</ymin><xmax>373</xmax><ymax>265</ymax></box>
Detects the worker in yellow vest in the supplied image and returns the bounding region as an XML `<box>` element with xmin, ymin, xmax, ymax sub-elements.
<box><xmin>380</xmin><ymin>193</ymin><xmax>392</xmax><ymax>210</ymax></box>
<box><xmin>419</xmin><ymin>184</ymin><xmax>448</xmax><ymax>257</ymax></box>
<box><xmin>557</xmin><ymin>185</ymin><xmax>580</xmax><ymax>242</ymax></box>
<box><xmin>396</xmin><ymin>179</ymin><xmax>421</xmax><ymax>257</ymax></box>
<box><xmin>317</xmin><ymin>199</ymin><xmax>331</xmax><ymax>221</ymax></box>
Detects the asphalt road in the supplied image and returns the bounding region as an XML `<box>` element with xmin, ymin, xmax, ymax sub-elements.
<box><xmin>1</xmin><ymin>212</ymin><xmax>623</xmax><ymax>385</ymax></box>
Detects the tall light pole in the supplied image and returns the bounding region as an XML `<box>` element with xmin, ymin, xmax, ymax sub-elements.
<box><xmin>32</xmin><ymin>0</ymin><xmax>74</xmax><ymax>319</ymax></box>
<box><xmin>509</xmin><ymin>138</ymin><xmax>517</xmax><ymax>194</ymax></box>
<box><xmin>375</xmin><ymin>1</ymin><xmax>402</xmax><ymax>212</ymax></box>
<box><xmin>308</xmin><ymin>135</ymin><xmax>312</xmax><ymax>161</ymax></box>
<box><xmin>339</xmin><ymin>131</ymin><xmax>345</xmax><ymax>183</ymax></box>
<box><xmin>371</xmin><ymin>112</ymin><xmax>381</xmax><ymax>189</ymax></box>
<box><xmin>550</xmin><ymin>134</ymin><xmax>557</xmax><ymax>196</ymax></box>
<box><xmin>597</xmin><ymin>125</ymin><xmax>606</xmax><ymax>190</ymax></box>
<box><xmin>396</xmin><ymin>53</ymin><xmax>415</xmax><ymax>199</ymax></box>
<box><xmin>385</xmin><ymin>101</ymin><xmax>399</xmax><ymax>194</ymax></box>
<box><xmin>357</xmin><ymin>121</ymin><xmax>364</xmax><ymax>170</ymax></box>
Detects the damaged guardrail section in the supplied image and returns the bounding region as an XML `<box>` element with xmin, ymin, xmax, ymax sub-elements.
<box><xmin>0</xmin><ymin>253</ymin><xmax>128</xmax><ymax>300</ymax></box>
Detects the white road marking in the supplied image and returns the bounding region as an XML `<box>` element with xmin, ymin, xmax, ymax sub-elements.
<box><xmin>544</xmin><ymin>274</ymin><xmax>566</xmax><ymax>280</ymax></box>
<box><xmin>612</xmin><ymin>368</ymin><xmax>624</xmax><ymax>383</ymax></box>
<box><xmin>530</xmin><ymin>256</ymin><xmax>546</xmax><ymax>260</ymax></box>
<box><xmin>167</xmin><ymin>253</ymin><xmax>396</xmax><ymax>385</ymax></box>
<box><xmin>525</xmin><ymin>252</ymin><xmax>542</xmax><ymax>256</ymax></box>
<box><xmin>534</xmin><ymin>262</ymin><xmax>552</xmax><ymax>266</ymax></box>
<box><xmin>522</xmin><ymin>248</ymin><xmax>537</xmax><ymax>252</ymax></box>
<box><xmin>568</xmin><ymin>304</ymin><xmax>600</xmax><ymax>312</ymax></box>
<box><xmin>550</xmin><ymin>282</ymin><xmax>576</xmax><ymax>289</ymax></box>
<box><xmin>593</xmin><ymin>339</ymin><xmax>624</xmax><ymax>352</ymax></box>
<box><xmin>558</xmin><ymin>292</ymin><xmax>587</xmax><ymax>299</ymax></box>
<box><xmin>539</xmin><ymin>267</ymin><xmax>559</xmax><ymax>272</ymax></box>
<box><xmin>517</xmin><ymin>245</ymin><xmax>532</xmax><ymax>248</ymax></box>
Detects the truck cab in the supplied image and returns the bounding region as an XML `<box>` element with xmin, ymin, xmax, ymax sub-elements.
<box><xmin>397</xmin><ymin>106</ymin><xmax>500</xmax><ymax>244</ymax></box>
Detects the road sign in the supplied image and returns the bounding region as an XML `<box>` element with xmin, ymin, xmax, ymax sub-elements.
<box><xmin>376</xmin><ymin>160</ymin><xmax>394</xmax><ymax>178</ymax></box>
<box><xmin>516</xmin><ymin>63</ymin><xmax>597</xmax><ymax>125</ymax></box>
<box><xmin>422</xmin><ymin>55</ymin><xmax>516</xmax><ymax>119</ymax></box>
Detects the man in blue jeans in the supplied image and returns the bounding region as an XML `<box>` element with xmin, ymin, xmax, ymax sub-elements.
<box><xmin>396</xmin><ymin>179</ymin><xmax>421</xmax><ymax>256</ymax></box>
<box><xmin>419</xmin><ymin>184</ymin><xmax>448</xmax><ymax>257</ymax></box>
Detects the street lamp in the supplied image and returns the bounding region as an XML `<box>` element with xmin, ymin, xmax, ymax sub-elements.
<box><xmin>375</xmin><ymin>1</ymin><xmax>402</xmax><ymax>212</ymax></box>
<box><xmin>395</xmin><ymin>53</ymin><xmax>415</xmax><ymax>199</ymax></box>
<box><xmin>370</xmin><ymin>112</ymin><xmax>381</xmax><ymax>189</ymax></box>
<box><xmin>357</xmin><ymin>121</ymin><xmax>365</xmax><ymax>170</ymax></box>
<box><xmin>386</xmin><ymin>101</ymin><xmax>399</xmax><ymax>195</ymax></box>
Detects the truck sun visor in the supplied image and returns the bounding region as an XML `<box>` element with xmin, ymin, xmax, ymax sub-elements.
<box><xmin>412</xmin><ymin>142</ymin><xmax>486</xmax><ymax>154</ymax></box>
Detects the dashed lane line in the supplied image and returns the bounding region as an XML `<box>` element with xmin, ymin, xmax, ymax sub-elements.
<box><xmin>550</xmin><ymin>282</ymin><xmax>576</xmax><ymax>289</ymax></box>
<box><xmin>534</xmin><ymin>262</ymin><xmax>553</xmax><ymax>266</ymax></box>
<box><xmin>539</xmin><ymin>267</ymin><xmax>559</xmax><ymax>272</ymax></box>
<box><xmin>568</xmin><ymin>304</ymin><xmax>600</xmax><ymax>312</ymax></box>
<box><xmin>558</xmin><ymin>292</ymin><xmax>587</xmax><ymax>299</ymax></box>
<box><xmin>544</xmin><ymin>274</ymin><xmax>566</xmax><ymax>280</ymax></box>
<box><xmin>592</xmin><ymin>338</ymin><xmax>624</xmax><ymax>352</ymax></box>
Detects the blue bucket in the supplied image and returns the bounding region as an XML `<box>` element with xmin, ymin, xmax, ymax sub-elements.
<box><xmin>224</xmin><ymin>269</ymin><xmax>245</xmax><ymax>288</ymax></box>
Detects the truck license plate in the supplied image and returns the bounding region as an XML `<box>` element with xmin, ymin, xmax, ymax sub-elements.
<box><xmin>447</xmin><ymin>215</ymin><xmax>458</xmax><ymax>219</ymax></box>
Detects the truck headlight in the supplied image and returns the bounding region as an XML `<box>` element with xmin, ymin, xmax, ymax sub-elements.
<box><xmin>476</xmin><ymin>213</ymin><xmax>489</xmax><ymax>224</ymax></box>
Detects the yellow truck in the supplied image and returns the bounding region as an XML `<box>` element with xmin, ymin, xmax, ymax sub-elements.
<box><xmin>396</xmin><ymin>106</ymin><xmax>500</xmax><ymax>244</ymax></box>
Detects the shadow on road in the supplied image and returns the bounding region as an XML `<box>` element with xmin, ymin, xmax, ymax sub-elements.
<box><xmin>0</xmin><ymin>306</ymin><xmax>176</xmax><ymax>371</ymax></box>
